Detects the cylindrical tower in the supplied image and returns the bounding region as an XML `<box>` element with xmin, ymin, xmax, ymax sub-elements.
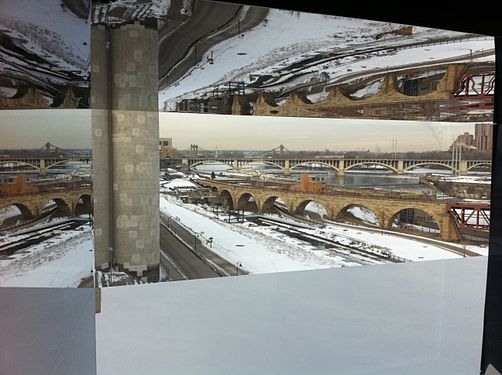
<box><xmin>110</xmin><ymin>22</ymin><xmax>160</xmax><ymax>282</ymax></box>
<box><xmin>91</xmin><ymin>21</ymin><xmax>160</xmax><ymax>282</ymax></box>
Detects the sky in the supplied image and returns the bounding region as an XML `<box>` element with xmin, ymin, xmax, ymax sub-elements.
<box><xmin>0</xmin><ymin>109</ymin><xmax>476</xmax><ymax>152</ymax></box>
<box><xmin>0</xmin><ymin>109</ymin><xmax>91</xmax><ymax>149</ymax></box>
<box><xmin>159</xmin><ymin>112</ymin><xmax>476</xmax><ymax>152</ymax></box>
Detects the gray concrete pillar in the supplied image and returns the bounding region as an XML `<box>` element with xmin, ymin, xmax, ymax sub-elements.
<box><xmin>337</xmin><ymin>159</ymin><xmax>345</xmax><ymax>177</ymax></box>
<box><xmin>111</xmin><ymin>22</ymin><xmax>159</xmax><ymax>282</ymax></box>
<box><xmin>397</xmin><ymin>160</ymin><xmax>404</xmax><ymax>174</ymax></box>
<box><xmin>283</xmin><ymin>160</ymin><xmax>290</xmax><ymax>176</ymax></box>
<box><xmin>459</xmin><ymin>160</ymin><xmax>468</xmax><ymax>175</ymax></box>
<box><xmin>39</xmin><ymin>159</ymin><xmax>47</xmax><ymax>176</ymax></box>
<box><xmin>91</xmin><ymin>22</ymin><xmax>160</xmax><ymax>282</ymax></box>
<box><xmin>91</xmin><ymin>25</ymin><xmax>112</xmax><ymax>271</ymax></box>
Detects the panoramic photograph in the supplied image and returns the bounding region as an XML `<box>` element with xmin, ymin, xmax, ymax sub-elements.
<box><xmin>0</xmin><ymin>0</ymin><xmax>498</xmax><ymax>374</ymax></box>
<box><xmin>0</xmin><ymin>0</ymin><xmax>493</xmax><ymax>287</ymax></box>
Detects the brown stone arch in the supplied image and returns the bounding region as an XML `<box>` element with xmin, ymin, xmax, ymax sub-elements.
<box><xmin>219</xmin><ymin>189</ymin><xmax>234</xmax><ymax>210</ymax></box>
<box><xmin>0</xmin><ymin>203</ymin><xmax>34</xmax><ymax>223</ymax></box>
<box><xmin>45</xmin><ymin>197</ymin><xmax>71</xmax><ymax>217</ymax></box>
<box><xmin>236</xmin><ymin>192</ymin><xmax>259</xmax><ymax>212</ymax></box>
<box><xmin>294</xmin><ymin>199</ymin><xmax>329</xmax><ymax>219</ymax></box>
<box><xmin>336</xmin><ymin>203</ymin><xmax>380</xmax><ymax>226</ymax></box>
<box><xmin>385</xmin><ymin>206</ymin><xmax>442</xmax><ymax>237</ymax></box>
<box><xmin>261</xmin><ymin>195</ymin><xmax>291</xmax><ymax>214</ymax></box>
<box><xmin>75</xmin><ymin>194</ymin><xmax>92</xmax><ymax>216</ymax></box>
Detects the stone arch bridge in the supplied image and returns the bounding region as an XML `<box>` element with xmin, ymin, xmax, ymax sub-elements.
<box><xmin>0</xmin><ymin>187</ymin><xmax>92</xmax><ymax>219</ymax></box>
<box><xmin>201</xmin><ymin>180</ymin><xmax>460</xmax><ymax>241</ymax></box>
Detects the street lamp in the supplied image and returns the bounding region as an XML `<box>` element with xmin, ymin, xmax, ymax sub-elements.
<box><xmin>207</xmin><ymin>237</ymin><xmax>213</xmax><ymax>248</ymax></box>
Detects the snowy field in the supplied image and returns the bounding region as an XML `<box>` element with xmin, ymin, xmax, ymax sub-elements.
<box><xmin>160</xmin><ymin>189</ymin><xmax>480</xmax><ymax>276</ymax></box>
<box><xmin>0</xmin><ymin>223</ymin><xmax>93</xmax><ymax>287</ymax></box>
<box><xmin>160</xmin><ymin>8</ymin><xmax>494</xmax><ymax>108</ymax></box>
<box><xmin>0</xmin><ymin>0</ymin><xmax>90</xmax><ymax>79</ymax></box>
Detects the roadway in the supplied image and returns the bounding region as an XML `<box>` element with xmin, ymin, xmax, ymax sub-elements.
<box><xmin>160</xmin><ymin>215</ymin><xmax>248</xmax><ymax>280</ymax></box>
<box><xmin>159</xmin><ymin>0</ymin><xmax>268</xmax><ymax>91</ymax></box>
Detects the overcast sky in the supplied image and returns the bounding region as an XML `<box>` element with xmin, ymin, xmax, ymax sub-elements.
<box><xmin>0</xmin><ymin>109</ymin><xmax>476</xmax><ymax>152</ymax></box>
<box><xmin>160</xmin><ymin>112</ymin><xmax>475</xmax><ymax>152</ymax></box>
<box><xmin>0</xmin><ymin>109</ymin><xmax>91</xmax><ymax>149</ymax></box>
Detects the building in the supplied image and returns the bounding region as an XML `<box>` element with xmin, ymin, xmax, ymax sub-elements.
<box><xmin>159</xmin><ymin>137</ymin><xmax>175</xmax><ymax>158</ymax></box>
<box><xmin>475</xmin><ymin>122</ymin><xmax>493</xmax><ymax>152</ymax></box>
<box><xmin>449</xmin><ymin>132</ymin><xmax>475</xmax><ymax>152</ymax></box>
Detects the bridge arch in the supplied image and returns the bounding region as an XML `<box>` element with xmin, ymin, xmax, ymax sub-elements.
<box><xmin>294</xmin><ymin>199</ymin><xmax>329</xmax><ymax>219</ymax></box>
<box><xmin>0</xmin><ymin>160</ymin><xmax>40</xmax><ymax>171</ymax></box>
<box><xmin>404</xmin><ymin>162</ymin><xmax>454</xmax><ymax>173</ymax></box>
<box><xmin>75</xmin><ymin>194</ymin><xmax>92</xmax><ymax>216</ymax></box>
<box><xmin>0</xmin><ymin>203</ymin><xmax>34</xmax><ymax>221</ymax></box>
<box><xmin>336</xmin><ymin>204</ymin><xmax>380</xmax><ymax>226</ymax></box>
<box><xmin>261</xmin><ymin>195</ymin><xmax>291</xmax><ymax>214</ymax></box>
<box><xmin>467</xmin><ymin>162</ymin><xmax>492</xmax><ymax>171</ymax></box>
<box><xmin>289</xmin><ymin>161</ymin><xmax>339</xmax><ymax>172</ymax></box>
<box><xmin>236</xmin><ymin>192</ymin><xmax>259</xmax><ymax>212</ymax></box>
<box><xmin>386</xmin><ymin>207</ymin><xmax>441</xmax><ymax>236</ymax></box>
<box><xmin>219</xmin><ymin>189</ymin><xmax>234</xmax><ymax>210</ymax></box>
<box><xmin>46</xmin><ymin>159</ymin><xmax>86</xmax><ymax>170</ymax></box>
<box><xmin>239</xmin><ymin>161</ymin><xmax>285</xmax><ymax>172</ymax></box>
<box><xmin>191</xmin><ymin>160</ymin><xmax>234</xmax><ymax>170</ymax></box>
<box><xmin>44</xmin><ymin>197</ymin><xmax>72</xmax><ymax>217</ymax></box>
<box><xmin>345</xmin><ymin>162</ymin><xmax>397</xmax><ymax>173</ymax></box>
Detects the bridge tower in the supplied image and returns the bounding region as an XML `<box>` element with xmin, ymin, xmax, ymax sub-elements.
<box><xmin>190</xmin><ymin>144</ymin><xmax>199</xmax><ymax>157</ymax></box>
<box><xmin>91</xmin><ymin>20</ymin><xmax>159</xmax><ymax>282</ymax></box>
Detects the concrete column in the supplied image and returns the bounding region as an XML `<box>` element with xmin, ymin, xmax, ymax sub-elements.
<box><xmin>91</xmin><ymin>25</ymin><xmax>112</xmax><ymax>271</ymax></box>
<box><xmin>283</xmin><ymin>160</ymin><xmax>290</xmax><ymax>176</ymax></box>
<box><xmin>91</xmin><ymin>22</ymin><xmax>160</xmax><ymax>282</ymax></box>
<box><xmin>111</xmin><ymin>22</ymin><xmax>159</xmax><ymax>282</ymax></box>
<box><xmin>39</xmin><ymin>159</ymin><xmax>47</xmax><ymax>176</ymax></box>
<box><xmin>440</xmin><ymin>215</ymin><xmax>461</xmax><ymax>241</ymax></box>
<box><xmin>68</xmin><ymin>198</ymin><xmax>77</xmax><ymax>216</ymax></box>
<box><xmin>397</xmin><ymin>160</ymin><xmax>404</xmax><ymax>174</ymax></box>
<box><xmin>337</xmin><ymin>160</ymin><xmax>345</xmax><ymax>177</ymax></box>
<box><xmin>459</xmin><ymin>160</ymin><xmax>468</xmax><ymax>175</ymax></box>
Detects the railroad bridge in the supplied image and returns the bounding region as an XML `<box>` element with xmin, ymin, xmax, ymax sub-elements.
<box><xmin>200</xmin><ymin>179</ymin><xmax>461</xmax><ymax>241</ymax></box>
<box><xmin>0</xmin><ymin>187</ymin><xmax>92</xmax><ymax>219</ymax></box>
<box><xmin>179</xmin><ymin>157</ymin><xmax>491</xmax><ymax>176</ymax></box>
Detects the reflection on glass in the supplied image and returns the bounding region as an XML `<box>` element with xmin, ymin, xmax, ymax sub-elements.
<box><xmin>0</xmin><ymin>109</ymin><xmax>93</xmax><ymax>287</ymax></box>
<box><xmin>155</xmin><ymin>0</ymin><xmax>493</xmax><ymax>284</ymax></box>
<box><xmin>0</xmin><ymin>0</ymin><xmax>492</xmax><ymax>287</ymax></box>
<box><xmin>160</xmin><ymin>1</ymin><xmax>494</xmax><ymax>123</ymax></box>
<box><xmin>0</xmin><ymin>0</ymin><xmax>90</xmax><ymax>109</ymax></box>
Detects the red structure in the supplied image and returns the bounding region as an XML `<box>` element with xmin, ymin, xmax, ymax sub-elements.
<box><xmin>448</xmin><ymin>202</ymin><xmax>490</xmax><ymax>231</ymax></box>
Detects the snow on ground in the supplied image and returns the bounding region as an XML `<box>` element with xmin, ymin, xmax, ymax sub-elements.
<box><xmin>161</xmin><ymin>195</ymin><xmax>338</xmax><ymax>273</ymax></box>
<box><xmin>467</xmin><ymin>245</ymin><xmax>488</xmax><ymax>256</ymax></box>
<box><xmin>0</xmin><ymin>205</ymin><xmax>21</xmax><ymax>225</ymax></box>
<box><xmin>160</xmin><ymin>177</ymin><xmax>198</xmax><ymax>192</ymax></box>
<box><xmin>346</xmin><ymin>206</ymin><xmax>379</xmax><ymax>225</ymax></box>
<box><xmin>161</xmin><ymin>195</ymin><xmax>466</xmax><ymax>275</ymax></box>
<box><xmin>160</xmin><ymin>6</ymin><xmax>493</xmax><ymax>108</ymax></box>
<box><xmin>0</xmin><ymin>0</ymin><xmax>90</xmax><ymax>75</ymax></box>
<box><xmin>310</xmin><ymin>223</ymin><xmax>459</xmax><ymax>261</ymax></box>
<box><xmin>0</xmin><ymin>224</ymin><xmax>93</xmax><ymax>287</ymax></box>
<box><xmin>349</xmin><ymin>79</ymin><xmax>384</xmax><ymax>98</ymax></box>
<box><xmin>438</xmin><ymin>175</ymin><xmax>491</xmax><ymax>184</ymax></box>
